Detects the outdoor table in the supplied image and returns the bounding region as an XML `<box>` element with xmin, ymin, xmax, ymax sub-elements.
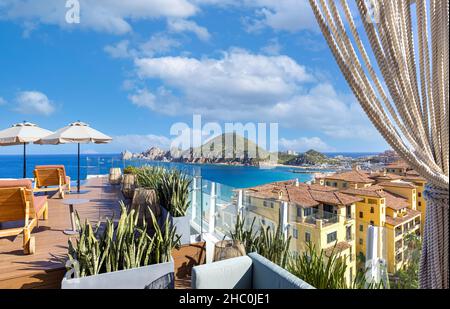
<box><xmin>61</xmin><ymin>199</ymin><xmax>89</xmax><ymax>235</ymax></box>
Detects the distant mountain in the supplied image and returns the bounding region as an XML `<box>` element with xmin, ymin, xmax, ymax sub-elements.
<box><xmin>129</xmin><ymin>133</ymin><xmax>271</xmax><ymax>166</ymax></box>
<box><xmin>180</xmin><ymin>133</ymin><xmax>270</xmax><ymax>165</ymax></box>
<box><xmin>281</xmin><ymin>149</ymin><xmax>330</xmax><ymax>165</ymax></box>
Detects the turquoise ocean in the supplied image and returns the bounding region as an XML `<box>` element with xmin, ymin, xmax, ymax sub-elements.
<box><xmin>0</xmin><ymin>152</ymin><xmax>378</xmax><ymax>190</ymax></box>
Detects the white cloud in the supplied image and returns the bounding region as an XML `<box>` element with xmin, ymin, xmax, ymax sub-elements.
<box><xmin>139</xmin><ymin>33</ymin><xmax>181</xmax><ymax>57</ymax></box>
<box><xmin>112</xmin><ymin>134</ymin><xmax>171</xmax><ymax>152</ymax></box>
<box><xmin>105</xmin><ymin>34</ymin><xmax>181</xmax><ymax>59</ymax></box>
<box><xmin>167</xmin><ymin>19</ymin><xmax>211</xmax><ymax>41</ymax></box>
<box><xmin>128</xmin><ymin>88</ymin><xmax>156</xmax><ymax>109</ymax></box>
<box><xmin>104</xmin><ymin>40</ymin><xmax>135</xmax><ymax>59</ymax></box>
<box><xmin>261</xmin><ymin>38</ymin><xmax>282</xmax><ymax>55</ymax></box>
<box><xmin>0</xmin><ymin>0</ymin><xmax>198</xmax><ymax>35</ymax></box>
<box><xmin>14</xmin><ymin>91</ymin><xmax>55</xmax><ymax>116</ymax></box>
<box><xmin>244</xmin><ymin>0</ymin><xmax>317</xmax><ymax>32</ymax></box>
<box><xmin>129</xmin><ymin>48</ymin><xmax>380</xmax><ymax>140</ymax></box>
<box><xmin>134</xmin><ymin>48</ymin><xmax>313</xmax><ymax>112</ymax></box>
<box><xmin>279</xmin><ymin>137</ymin><xmax>334</xmax><ymax>152</ymax></box>
<box><xmin>0</xmin><ymin>97</ymin><xmax>6</xmax><ymax>105</ymax></box>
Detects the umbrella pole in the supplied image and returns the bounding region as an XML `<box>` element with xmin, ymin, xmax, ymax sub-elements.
<box><xmin>77</xmin><ymin>143</ymin><xmax>80</xmax><ymax>193</ymax></box>
<box><xmin>23</xmin><ymin>143</ymin><xmax>26</xmax><ymax>179</ymax></box>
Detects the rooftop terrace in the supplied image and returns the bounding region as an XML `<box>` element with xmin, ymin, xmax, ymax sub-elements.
<box><xmin>0</xmin><ymin>177</ymin><xmax>204</xmax><ymax>289</ymax></box>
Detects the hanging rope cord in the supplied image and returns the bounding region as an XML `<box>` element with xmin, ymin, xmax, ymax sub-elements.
<box><xmin>308</xmin><ymin>0</ymin><xmax>448</xmax><ymax>289</ymax></box>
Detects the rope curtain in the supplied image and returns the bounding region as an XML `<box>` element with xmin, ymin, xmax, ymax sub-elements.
<box><xmin>308</xmin><ymin>0</ymin><xmax>448</xmax><ymax>288</ymax></box>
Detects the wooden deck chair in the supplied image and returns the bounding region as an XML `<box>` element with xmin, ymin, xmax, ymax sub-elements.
<box><xmin>0</xmin><ymin>179</ymin><xmax>49</xmax><ymax>254</ymax></box>
<box><xmin>33</xmin><ymin>165</ymin><xmax>71</xmax><ymax>198</ymax></box>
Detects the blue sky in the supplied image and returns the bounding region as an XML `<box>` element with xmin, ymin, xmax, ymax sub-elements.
<box><xmin>0</xmin><ymin>0</ymin><xmax>388</xmax><ymax>155</ymax></box>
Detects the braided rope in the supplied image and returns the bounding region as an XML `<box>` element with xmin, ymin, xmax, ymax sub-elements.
<box><xmin>308</xmin><ymin>0</ymin><xmax>449</xmax><ymax>288</ymax></box>
<box><xmin>420</xmin><ymin>184</ymin><xmax>449</xmax><ymax>288</ymax></box>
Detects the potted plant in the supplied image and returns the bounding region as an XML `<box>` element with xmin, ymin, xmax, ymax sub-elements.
<box><xmin>61</xmin><ymin>202</ymin><xmax>180</xmax><ymax>289</ymax></box>
<box><xmin>136</xmin><ymin>167</ymin><xmax>192</xmax><ymax>245</ymax></box>
<box><xmin>121</xmin><ymin>166</ymin><xmax>138</xmax><ymax>199</ymax></box>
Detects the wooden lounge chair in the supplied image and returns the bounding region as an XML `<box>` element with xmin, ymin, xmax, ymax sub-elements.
<box><xmin>33</xmin><ymin>165</ymin><xmax>71</xmax><ymax>198</ymax></box>
<box><xmin>0</xmin><ymin>179</ymin><xmax>49</xmax><ymax>254</ymax></box>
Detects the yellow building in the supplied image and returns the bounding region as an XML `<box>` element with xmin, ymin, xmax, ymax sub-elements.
<box><xmin>379</xmin><ymin>161</ymin><xmax>427</xmax><ymax>232</ymax></box>
<box><xmin>315</xmin><ymin>169</ymin><xmax>375</xmax><ymax>189</ymax></box>
<box><xmin>341</xmin><ymin>186</ymin><xmax>421</xmax><ymax>273</ymax></box>
<box><xmin>243</xmin><ymin>180</ymin><xmax>359</xmax><ymax>285</ymax></box>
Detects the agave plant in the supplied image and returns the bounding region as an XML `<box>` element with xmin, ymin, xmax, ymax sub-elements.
<box><xmin>228</xmin><ymin>214</ymin><xmax>259</xmax><ymax>253</ymax></box>
<box><xmin>287</xmin><ymin>242</ymin><xmax>348</xmax><ymax>289</ymax></box>
<box><xmin>135</xmin><ymin>166</ymin><xmax>192</xmax><ymax>217</ymax></box>
<box><xmin>66</xmin><ymin>201</ymin><xmax>180</xmax><ymax>278</ymax></box>
<box><xmin>254</xmin><ymin>223</ymin><xmax>291</xmax><ymax>268</ymax></box>
<box><xmin>228</xmin><ymin>214</ymin><xmax>291</xmax><ymax>268</ymax></box>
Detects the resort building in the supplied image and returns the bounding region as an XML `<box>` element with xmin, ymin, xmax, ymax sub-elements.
<box><xmin>315</xmin><ymin>165</ymin><xmax>422</xmax><ymax>274</ymax></box>
<box><xmin>314</xmin><ymin>168</ymin><xmax>375</xmax><ymax>189</ymax></box>
<box><xmin>243</xmin><ymin>180</ymin><xmax>360</xmax><ymax>285</ymax></box>
<box><xmin>382</xmin><ymin>161</ymin><xmax>428</xmax><ymax>232</ymax></box>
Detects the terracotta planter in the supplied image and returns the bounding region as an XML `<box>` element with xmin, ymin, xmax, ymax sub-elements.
<box><xmin>121</xmin><ymin>173</ymin><xmax>136</xmax><ymax>199</ymax></box>
<box><xmin>109</xmin><ymin>168</ymin><xmax>122</xmax><ymax>185</ymax></box>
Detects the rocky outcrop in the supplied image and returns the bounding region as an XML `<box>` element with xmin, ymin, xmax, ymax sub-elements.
<box><xmin>121</xmin><ymin>150</ymin><xmax>133</xmax><ymax>160</ymax></box>
<box><xmin>125</xmin><ymin>133</ymin><xmax>270</xmax><ymax>166</ymax></box>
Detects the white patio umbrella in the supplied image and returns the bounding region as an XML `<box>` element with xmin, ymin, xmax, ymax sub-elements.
<box><xmin>0</xmin><ymin>122</ymin><xmax>53</xmax><ymax>178</ymax></box>
<box><xmin>35</xmin><ymin>121</ymin><xmax>112</xmax><ymax>193</ymax></box>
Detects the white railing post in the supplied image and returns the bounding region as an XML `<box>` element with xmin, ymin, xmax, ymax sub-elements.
<box><xmin>208</xmin><ymin>182</ymin><xmax>216</xmax><ymax>234</ymax></box>
<box><xmin>281</xmin><ymin>201</ymin><xmax>289</xmax><ymax>239</ymax></box>
<box><xmin>237</xmin><ymin>189</ymin><xmax>243</xmax><ymax>215</ymax></box>
<box><xmin>191</xmin><ymin>176</ymin><xmax>197</xmax><ymax>222</ymax></box>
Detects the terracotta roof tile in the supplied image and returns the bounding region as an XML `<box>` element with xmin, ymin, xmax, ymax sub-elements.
<box><xmin>385</xmin><ymin>160</ymin><xmax>410</xmax><ymax>169</ymax></box>
<box><xmin>378</xmin><ymin>181</ymin><xmax>416</xmax><ymax>189</ymax></box>
<box><xmin>244</xmin><ymin>180</ymin><xmax>362</xmax><ymax>207</ymax></box>
<box><xmin>324</xmin><ymin>241</ymin><xmax>352</xmax><ymax>257</ymax></box>
<box><xmin>318</xmin><ymin>170</ymin><xmax>375</xmax><ymax>183</ymax></box>
<box><xmin>385</xmin><ymin>209</ymin><xmax>421</xmax><ymax>226</ymax></box>
<box><xmin>341</xmin><ymin>186</ymin><xmax>387</xmax><ymax>198</ymax></box>
<box><xmin>384</xmin><ymin>191</ymin><xmax>410</xmax><ymax>210</ymax></box>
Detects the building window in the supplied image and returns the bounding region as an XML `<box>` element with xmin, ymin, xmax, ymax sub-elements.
<box><xmin>293</xmin><ymin>228</ymin><xmax>298</xmax><ymax>239</ymax></box>
<box><xmin>359</xmin><ymin>224</ymin><xmax>363</xmax><ymax>232</ymax></box>
<box><xmin>263</xmin><ymin>201</ymin><xmax>268</xmax><ymax>207</ymax></box>
<box><xmin>368</xmin><ymin>199</ymin><xmax>377</xmax><ymax>204</ymax></box>
<box><xmin>342</xmin><ymin>182</ymin><xmax>348</xmax><ymax>188</ymax></box>
<box><xmin>350</xmin><ymin>267</ymin><xmax>353</xmax><ymax>281</ymax></box>
<box><xmin>418</xmin><ymin>192</ymin><xmax>422</xmax><ymax>197</ymax></box>
<box><xmin>359</xmin><ymin>211</ymin><xmax>363</xmax><ymax>218</ymax></box>
<box><xmin>346</xmin><ymin>205</ymin><xmax>352</xmax><ymax>218</ymax></box>
<box><xmin>297</xmin><ymin>207</ymin><xmax>302</xmax><ymax>217</ymax></box>
<box><xmin>305</xmin><ymin>232</ymin><xmax>311</xmax><ymax>243</ymax></box>
<box><xmin>370</xmin><ymin>207</ymin><xmax>374</xmax><ymax>214</ymax></box>
<box><xmin>346</xmin><ymin>226</ymin><xmax>352</xmax><ymax>240</ymax></box>
<box><xmin>270</xmin><ymin>202</ymin><xmax>274</xmax><ymax>209</ymax></box>
<box><xmin>326</xmin><ymin>181</ymin><xmax>330</xmax><ymax>186</ymax></box>
<box><xmin>327</xmin><ymin>231</ymin><xmax>337</xmax><ymax>244</ymax></box>
<box><xmin>359</xmin><ymin>238</ymin><xmax>363</xmax><ymax>245</ymax></box>
<box><xmin>370</xmin><ymin>220</ymin><xmax>374</xmax><ymax>226</ymax></box>
<box><xmin>304</xmin><ymin>208</ymin><xmax>312</xmax><ymax>217</ymax></box>
<box><xmin>418</xmin><ymin>201</ymin><xmax>422</xmax><ymax>207</ymax></box>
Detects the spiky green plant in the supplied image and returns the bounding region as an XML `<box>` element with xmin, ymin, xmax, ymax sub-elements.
<box><xmin>135</xmin><ymin>166</ymin><xmax>192</xmax><ymax>217</ymax></box>
<box><xmin>255</xmin><ymin>224</ymin><xmax>291</xmax><ymax>268</ymax></box>
<box><xmin>228</xmin><ymin>215</ymin><xmax>291</xmax><ymax>268</ymax></box>
<box><xmin>123</xmin><ymin>166</ymin><xmax>138</xmax><ymax>175</ymax></box>
<box><xmin>66</xmin><ymin>201</ymin><xmax>180</xmax><ymax>278</ymax></box>
<box><xmin>228</xmin><ymin>214</ymin><xmax>259</xmax><ymax>253</ymax></box>
<box><xmin>287</xmin><ymin>242</ymin><xmax>348</xmax><ymax>289</ymax></box>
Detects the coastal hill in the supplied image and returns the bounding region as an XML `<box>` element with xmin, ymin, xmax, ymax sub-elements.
<box><xmin>278</xmin><ymin>149</ymin><xmax>330</xmax><ymax>165</ymax></box>
<box><xmin>127</xmin><ymin>133</ymin><xmax>271</xmax><ymax>166</ymax></box>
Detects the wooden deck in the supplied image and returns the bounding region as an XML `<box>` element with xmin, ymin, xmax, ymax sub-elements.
<box><xmin>0</xmin><ymin>177</ymin><xmax>204</xmax><ymax>289</ymax></box>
